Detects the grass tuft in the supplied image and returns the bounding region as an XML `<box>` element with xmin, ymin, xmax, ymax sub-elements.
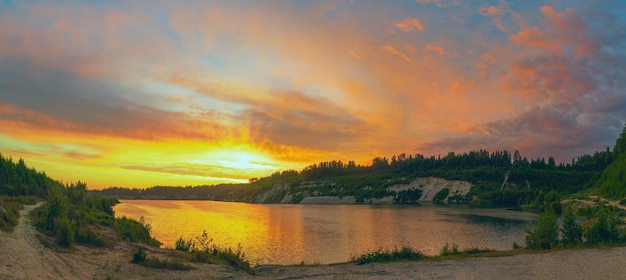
<box><xmin>353</xmin><ymin>246</ymin><xmax>422</xmax><ymax>265</ymax></box>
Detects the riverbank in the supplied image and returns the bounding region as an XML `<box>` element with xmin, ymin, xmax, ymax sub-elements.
<box><xmin>2</xmin><ymin>204</ymin><xmax>626</xmax><ymax>279</ymax></box>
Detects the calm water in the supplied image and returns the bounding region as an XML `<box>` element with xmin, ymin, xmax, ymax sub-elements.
<box><xmin>113</xmin><ymin>200</ymin><xmax>537</xmax><ymax>265</ymax></box>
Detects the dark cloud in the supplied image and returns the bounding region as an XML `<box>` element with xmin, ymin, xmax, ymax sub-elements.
<box><xmin>421</xmin><ymin>5</ymin><xmax>626</xmax><ymax>161</ymax></box>
<box><xmin>0</xmin><ymin>58</ymin><xmax>236</xmax><ymax>141</ymax></box>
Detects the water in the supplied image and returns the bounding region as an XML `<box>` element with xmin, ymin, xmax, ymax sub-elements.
<box><xmin>113</xmin><ymin>200</ymin><xmax>536</xmax><ymax>265</ymax></box>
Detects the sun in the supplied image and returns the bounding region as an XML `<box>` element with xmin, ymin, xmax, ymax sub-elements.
<box><xmin>219</xmin><ymin>151</ymin><xmax>272</xmax><ymax>170</ymax></box>
<box><xmin>188</xmin><ymin>145</ymin><xmax>280</xmax><ymax>173</ymax></box>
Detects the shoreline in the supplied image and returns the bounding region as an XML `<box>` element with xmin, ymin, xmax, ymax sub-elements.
<box><xmin>2</xmin><ymin>204</ymin><xmax>626</xmax><ymax>279</ymax></box>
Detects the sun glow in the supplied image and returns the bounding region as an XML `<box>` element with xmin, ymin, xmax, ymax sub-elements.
<box><xmin>191</xmin><ymin>148</ymin><xmax>280</xmax><ymax>172</ymax></box>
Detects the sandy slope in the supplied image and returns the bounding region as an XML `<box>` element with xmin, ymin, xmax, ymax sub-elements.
<box><xmin>2</xmin><ymin>203</ymin><xmax>626</xmax><ymax>279</ymax></box>
<box><xmin>0</xmin><ymin>203</ymin><xmax>251</xmax><ymax>280</ymax></box>
<box><xmin>0</xmin><ymin>202</ymin><xmax>83</xmax><ymax>279</ymax></box>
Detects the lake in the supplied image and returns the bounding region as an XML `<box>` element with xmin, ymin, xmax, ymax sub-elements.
<box><xmin>113</xmin><ymin>200</ymin><xmax>537</xmax><ymax>265</ymax></box>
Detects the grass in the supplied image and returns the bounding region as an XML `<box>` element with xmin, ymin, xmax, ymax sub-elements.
<box><xmin>131</xmin><ymin>246</ymin><xmax>192</xmax><ymax>271</ymax></box>
<box><xmin>352</xmin><ymin>244</ymin><xmax>494</xmax><ymax>265</ymax></box>
<box><xmin>0</xmin><ymin>195</ymin><xmax>40</xmax><ymax>232</ymax></box>
<box><xmin>173</xmin><ymin>230</ymin><xmax>252</xmax><ymax>272</ymax></box>
<box><xmin>0</xmin><ymin>198</ymin><xmax>21</xmax><ymax>232</ymax></box>
<box><xmin>352</xmin><ymin>246</ymin><xmax>422</xmax><ymax>265</ymax></box>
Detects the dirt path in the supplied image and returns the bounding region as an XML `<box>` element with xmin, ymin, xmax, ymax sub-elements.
<box><xmin>0</xmin><ymin>203</ymin><xmax>85</xmax><ymax>279</ymax></box>
<box><xmin>0</xmin><ymin>203</ymin><xmax>254</xmax><ymax>280</ymax></box>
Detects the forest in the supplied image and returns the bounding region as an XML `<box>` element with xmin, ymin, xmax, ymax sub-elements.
<box><xmin>96</xmin><ymin>126</ymin><xmax>626</xmax><ymax>211</ymax></box>
<box><xmin>0</xmin><ymin>153</ymin><xmax>158</xmax><ymax>249</ymax></box>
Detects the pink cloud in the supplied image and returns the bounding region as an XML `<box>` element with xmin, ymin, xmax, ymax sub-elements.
<box><xmin>509</xmin><ymin>6</ymin><xmax>595</xmax><ymax>56</ymax></box>
<box><xmin>395</xmin><ymin>18</ymin><xmax>424</xmax><ymax>32</ymax></box>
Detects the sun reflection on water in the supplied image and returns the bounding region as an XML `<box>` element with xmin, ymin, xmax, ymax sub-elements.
<box><xmin>114</xmin><ymin>200</ymin><xmax>536</xmax><ymax>265</ymax></box>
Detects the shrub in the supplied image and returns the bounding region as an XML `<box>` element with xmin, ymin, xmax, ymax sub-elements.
<box><xmin>217</xmin><ymin>244</ymin><xmax>250</xmax><ymax>272</ymax></box>
<box><xmin>353</xmin><ymin>247</ymin><xmax>422</xmax><ymax>265</ymax></box>
<box><xmin>115</xmin><ymin>216</ymin><xmax>161</xmax><ymax>247</ymax></box>
<box><xmin>175</xmin><ymin>230</ymin><xmax>251</xmax><ymax>272</ymax></box>
<box><xmin>440</xmin><ymin>243</ymin><xmax>459</xmax><ymax>256</ymax></box>
<box><xmin>0</xmin><ymin>198</ymin><xmax>22</xmax><ymax>232</ymax></box>
<box><xmin>55</xmin><ymin>217</ymin><xmax>75</xmax><ymax>247</ymax></box>
<box><xmin>583</xmin><ymin>210</ymin><xmax>622</xmax><ymax>245</ymax></box>
<box><xmin>433</xmin><ymin>188</ymin><xmax>450</xmax><ymax>204</ymax></box>
<box><xmin>132</xmin><ymin>246</ymin><xmax>147</xmax><ymax>263</ymax></box>
<box><xmin>525</xmin><ymin>211</ymin><xmax>558</xmax><ymax>250</ymax></box>
<box><xmin>174</xmin><ymin>236</ymin><xmax>193</xmax><ymax>252</ymax></box>
<box><xmin>560</xmin><ymin>207</ymin><xmax>582</xmax><ymax>246</ymax></box>
<box><xmin>75</xmin><ymin>226</ymin><xmax>105</xmax><ymax>247</ymax></box>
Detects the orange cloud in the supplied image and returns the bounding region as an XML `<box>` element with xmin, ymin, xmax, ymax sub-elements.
<box><xmin>395</xmin><ymin>18</ymin><xmax>424</xmax><ymax>32</ymax></box>
<box><xmin>383</xmin><ymin>45</ymin><xmax>412</xmax><ymax>62</ymax></box>
<box><xmin>481</xmin><ymin>53</ymin><xmax>497</xmax><ymax>64</ymax></box>
<box><xmin>479</xmin><ymin>6</ymin><xmax>504</xmax><ymax>16</ymax></box>
<box><xmin>425</xmin><ymin>44</ymin><xmax>446</xmax><ymax>56</ymax></box>
<box><xmin>1</xmin><ymin>1</ymin><xmax>622</xmax><ymax>188</ymax></box>
<box><xmin>510</xmin><ymin>6</ymin><xmax>594</xmax><ymax>56</ymax></box>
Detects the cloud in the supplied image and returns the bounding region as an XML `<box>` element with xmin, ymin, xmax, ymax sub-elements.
<box><xmin>1</xmin><ymin>1</ymin><xmax>625</xmax><ymax>188</ymax></box>
<box><xmin>424</xmin><ymin>4</ymin><xmax>626</xmax><ymax>161</ymax></box>
<box><xmin>426</xmin><ymin>44</ymin><xmax>446</xmax><ymax>56</ymax></box>
<box><xmin>395</xmin><ymin>18</ymin><xmax>424</xmax><ymax>32</ymax></box>
<box><xmin>121</xmin><ymin>164</ymin><xmax>257</xmax><ymax>181</ymax></box>
<box><xmin>479</xmin><ymin>6</ymin><xmax>504</xmax><ymax>16</ymax></box>
<box><xmin>481</xmin><ymin>53</ymin><xmax>498</xmax><ymax>64</ymax></box>
<box><xmin>509</xmin><ymin>5</ymin><xmax>595</xmax><ymax>55</ymax></box>
<box><xmin>420</xmin><ymin>101</ymin><xmax>626</xmax><ymax>162</ymax></box>
<box><xmin>416</xmin><ymin>0</ymin><xmax>459</xmax><ymax>8</ymax></box>
<box><xmin>383</xmin><ymin>45</ymin><xmax>412</xmax><ymax>62</ymax></box>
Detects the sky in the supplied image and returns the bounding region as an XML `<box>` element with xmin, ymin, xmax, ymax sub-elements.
<box><xmin>1</xmin><ymin>0</ymin><xmax>625</xmax><ymax>189</ymax></box>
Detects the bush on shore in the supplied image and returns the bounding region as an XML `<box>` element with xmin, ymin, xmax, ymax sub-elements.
<box><xmin>353</xmin><ymin>247</ymin><xmax>422</xmax><ymax>265</ymax></box>
<box><xmin>525</xmin><ymin>206</ymin><xmax>625</xmax><ymax>250</ymax></box>
<box><xmin>173</xmin><ymin>230</ymin><xmax>251</xmax><ymax>272</ymax></box>
<box><xmin>115</xmin><ymin>216</ymin><xmax>162</xmax><ymax>247</ymax></box>
<box><xmin>131</xmin><ymin>246</ymin><xmax>191</xmax><ymax>271</ymax></box>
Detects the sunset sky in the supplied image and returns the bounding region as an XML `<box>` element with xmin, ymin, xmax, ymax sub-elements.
<box><xmin>1</xmin><ymin>0</ymin><xmax>625</xmax><ymax>189</ymax></box>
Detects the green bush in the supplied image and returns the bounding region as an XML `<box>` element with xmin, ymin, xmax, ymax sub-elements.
<box><xmin>440</xmin><ymin>243</ymin><xmax>459</xmax><ymax>256</ymax></box>
<box><xmin>75</xmin><ymin>226</ymin><xmax>105</xmax><ymax>247</ymax></box>
<box><xmin>114</xmin><ymin>216</ymin><xmax>161</xmax><ymax>247</ymax></box>
<box><xmin>174</xmin><ymin>236</ymin><xmax>193</xmax><ymax>252</ymax></box>
<box><xmin>584</xmin><ymin>211</ymin><xmax>622</xmax><ymax>245</ymax></box>
<box><xmin>217</xmin><ymin>244</ymin><xmax>250</xmax><ymax>272</ymax></box>
<box><xmin>354</xmin><ymin>247</ymin><xmax>421</xmax><ymax>265</ymax></box>
<box><xmin>433</xmin><ymin>188</ymin><xmax>450</xmax><ymax>204</ymax></box>
<box><xmin>560</xmin><ymin>207</ymin><xmax>582</xmax><ymax>246</ymax></box>
<box><xmin>525</xmin><ymin>211</ymin><xmax>558</xmax><ymax>249</ymax></box>
<box><xmin>55</xmin><ymin>217</ymin><xmax>75</xmax><ymax>247</ymax></box>
<box><xmin>173</xmin><ymin>230</ymin><xmax>251</xmax><ymax>272</ymax></box>
<box><xmin>132</xmin><ymin>246</ymin><xmax>147</xmax><ymax>263</ymax></box>
<box><xmin>0</xmin><ymin>198</ymin><xmax>22</xmax><ymax>232</ymax></box>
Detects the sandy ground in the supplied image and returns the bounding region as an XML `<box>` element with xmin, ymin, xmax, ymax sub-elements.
<box><xmin>2</xmin><ymin>204</ymin><xmax>626</xmax><ymax>280</ymax></box>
